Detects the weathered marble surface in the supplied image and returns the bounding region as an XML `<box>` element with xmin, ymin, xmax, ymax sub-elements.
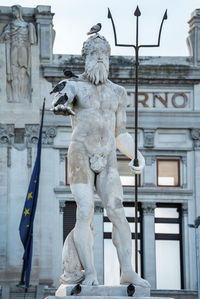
<box><xmin>51</xmin><ymin>34</ymin><xmax>147</xmax><ymax>288</ymax></box>
<box><xmin>55</xmin><ymin>284</ymin><xmax>150</xmax><ymax>297</ymax></box>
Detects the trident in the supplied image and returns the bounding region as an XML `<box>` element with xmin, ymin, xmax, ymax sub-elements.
<box><xmin>108</xmin><ymin>6</ymin><xmax>167</xmax><ymax>273</ymax></box>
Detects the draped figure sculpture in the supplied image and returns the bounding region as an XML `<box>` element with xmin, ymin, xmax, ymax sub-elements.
<box><xmin>52</xmin><ymin>34</ymin><xmax>150</xmax><ymax>288</ymax></box>
<box><xmin>0</xmin><ymin>5</ymin><xmax>36</xmax><ymax>102</ymax></box>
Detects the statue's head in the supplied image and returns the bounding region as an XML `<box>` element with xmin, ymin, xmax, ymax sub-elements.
<box><xmin>82</xmin><ymin>35</ymin><xmax>111</xmax><ymax>85</ymax></box>
<box><xmin>12</xmin><ymin>5</ymin><xmax>24</xmax><ymax>21</ymax></box>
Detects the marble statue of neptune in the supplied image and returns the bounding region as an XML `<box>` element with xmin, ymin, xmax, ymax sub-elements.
<box><xmin>52</xmin><ymin>34</ymin><xmax>150</xmax><ymax>288</ymax></box>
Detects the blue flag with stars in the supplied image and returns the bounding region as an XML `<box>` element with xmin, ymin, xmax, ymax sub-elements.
<box><xmin>19</xmin><ymin>99</ymin><xmax>45</xmax><ymax>288</ymax></box>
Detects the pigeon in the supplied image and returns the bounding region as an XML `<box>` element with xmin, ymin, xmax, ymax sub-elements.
<box><xmin>87</xmin><ymin>23</ymin><xmax>102</xmax><ymax>35</ymax></box>
<box><xmin>63</xmin><ymin>69</ymin><xmax>78</xmax><ymax>79</ymax></box>
<box><xmin>70</xmin><ymin>284</ymin><xmax>82</xmax><ymax>295</ymax></box>
<box><xmin>53</xmin><ymin>94</ymin><xmax>68</xmax><ymax>107</ymax></box>
<box><xmin>127</xmin><ymin>284</ymin><xmax>135</xmax><ymax>297</ymax></box>
<box><xmin>50</xmin><ymin>81</ymin><xmax>66</xmax><ymax>94</ymax></box>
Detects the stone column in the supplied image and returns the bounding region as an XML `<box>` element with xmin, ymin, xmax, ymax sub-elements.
<box><xmin>93</xmin><ymin>201</ymin><xmax>104</xmax><ymax>285</ymax></box>
<box><xmin>181</xmin><ymin>203</ymin><xmax>190</xmax><ymax>289</ymax></box>
<box><xmin>142</xmin><ymin>202</ymin><xmax>156</xmax><ymax>288</ymax></box>
<box><xmin>191</xmin><ymin>129</ymin><xmax>200</xmax><ymax>289</ymax></box>
<box><xmin>187</xmin><ymin>9</ymin><xmax>200</xmax><ymax>65</ymax></box>
<box><xmin>35</xmin><ymin>5</ymin><xmax>55</xmax><ymax>63</ymax></box>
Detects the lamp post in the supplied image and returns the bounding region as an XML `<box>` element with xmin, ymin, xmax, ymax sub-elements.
<box><xmin>108</xmin><ymin>6</ymin><xmax>167</xmax><ymax>273</ymax></box>
<box><xmin>188</xmin><ymin>216</ymin><xmax>200</xmax><ymax>299</ymax></box>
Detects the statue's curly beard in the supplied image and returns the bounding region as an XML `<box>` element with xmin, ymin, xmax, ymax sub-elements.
<box><xmin>85</xmin><ymin>59</ymin><xmax>109</xmax><ymax>85</ymax></box>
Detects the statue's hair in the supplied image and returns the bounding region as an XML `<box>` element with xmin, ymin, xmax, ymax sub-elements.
<box><xmin>82</xmin><ymin>35</ymin><xmax>111</xmax><ymax>58</ymax></box>
<box><xmin>12</xmin><ymin>5</ymin><xmax>24</xmax><ymax>21</ymax></box>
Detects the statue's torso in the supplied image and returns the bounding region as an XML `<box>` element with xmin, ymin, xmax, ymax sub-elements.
<box><xmin>70</xmin><ymin>79</ymin><xmax>123</xmax><ymax>156</ymax></box>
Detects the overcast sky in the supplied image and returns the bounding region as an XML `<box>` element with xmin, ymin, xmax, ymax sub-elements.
<box><xmin>1</xmin><ymin>0</ymin><xmax>200</xmax><ymax>57</ymax></box>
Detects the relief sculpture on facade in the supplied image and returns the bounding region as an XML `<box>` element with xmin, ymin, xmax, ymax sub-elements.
<box><xmin>0</xmin><ymin>5</ymin><xmax>37</xmax><ymax>102</ymax></box>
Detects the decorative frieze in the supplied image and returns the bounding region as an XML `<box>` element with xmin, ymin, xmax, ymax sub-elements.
<box><xmin>191</xmin><ymin>129</ymin><xmax>200</xmax><ymax>149</ymax></box>
<box><xmin>143</xmin><ymin>129</ymin><xmax>155</xmax><ymax>148</ymax></box>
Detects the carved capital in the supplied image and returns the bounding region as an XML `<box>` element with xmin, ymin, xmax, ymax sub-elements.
<box><xmin>142</xmin><ymin>202</ymin><xmax>156</xmax><ymax>215</ymax></box>
<box><xmin>145</xmin><ymin>155</ymin><xmax>156</xmax><ymax>166</ymax></box>
<box><xmin>59</xmin><ymin>200</ymin><xmax>66</xmax><ymax>213</ymax></box>
<box><xmin>182</xmin><ymin>203</ymin><xmax>188</xmax><ymax>216</ymax></box>
<box><xmin>94</xmin><ymin>201</ymin><xmax>104</xmax><ymax>214</ymax></box>
<box><xmin>60</xmin><ymin>149</ymin><xmax>68</xmax><ymax>162</ymax></box>
<box><xmin>182</xmin><ymin>156</ymin><xmax>187</xmax><ymax>166</ymax></box>
<box><xmin>25</xmin><ymin>125</ymin><xmax>40</xmax><ymax>145</ymax></box>
<box><xmin>0</xmin><ymin>124</ymin><xmax>14</xmax><ymax>145</ymax></box>
<box><xmin>144</xmin><ymin>129</ymin><xmax>155</xmax><ymax>148</ymax></box>
<box><xmin>191</xmin><ymin>129</ymin><xmax>200</xmax><ymax>149</ymax></box>
<box><xmin>25</xmin><ymin>125</ymin><xmax>56</xmax><ymax>146</ymax></box>
<box><xmin>42</xmin><ymin>127</ymin><xmax>57</xmax><ymax>145</ymax></box>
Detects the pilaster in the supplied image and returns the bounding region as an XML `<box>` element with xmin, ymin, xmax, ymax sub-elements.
<box><xmin>142</xmin><ymin>202</ymin><xmax>156</xmax><ymax>288</ymax></box>
<box><xmin>93</xmin><ymin>201</ymin><xmax>104</xmax><ymax>284</ymax></box>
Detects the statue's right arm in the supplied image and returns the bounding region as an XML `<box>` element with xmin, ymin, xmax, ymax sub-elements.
<box><xmin>52</xmin><ymin>80</ymin><xmax>77</xmax><ymax>109</ymax></box>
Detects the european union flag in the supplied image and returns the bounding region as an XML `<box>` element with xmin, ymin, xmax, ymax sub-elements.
<box><xmin>19</xmin><ymin>99</ymin><xmax>45</xmax><ymax>288</ymax></box>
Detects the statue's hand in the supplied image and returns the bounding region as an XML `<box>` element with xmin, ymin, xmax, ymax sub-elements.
<box><xmin>128</xmin><ymin>151</ymin><xmax>145</xmax><ymax>175</ymax></box>
<box><xmin>51</xmin><ymin>104</ymin><xmax>75</xmax><ymax>116</ymax></box>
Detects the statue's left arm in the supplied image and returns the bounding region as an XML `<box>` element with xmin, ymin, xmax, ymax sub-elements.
<box><xmin>115</xmin><ymin>87</ymin><xmax>145</xmax><ymax>174</ymax></box>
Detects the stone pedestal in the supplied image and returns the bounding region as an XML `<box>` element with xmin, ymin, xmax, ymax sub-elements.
<box><xmin>44</xmin><ymin>284</ymin><xmax>174</xmax><ymax>298</ymax></box>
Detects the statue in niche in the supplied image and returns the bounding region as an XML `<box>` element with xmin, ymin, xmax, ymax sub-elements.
<box><xmin>0</xmin><ymin>5</ymin><xmax>36</xmax><ymax>102</ymax></box>
<box><xmin>51</xmin><ymin>34</ymin><xmax>150</xmax><ymax>288</ymax></box>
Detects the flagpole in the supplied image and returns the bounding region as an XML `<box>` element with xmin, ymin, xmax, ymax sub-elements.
<box><xmin>18</xmin><ymin>98</ymin><xmax>45</xmax><ymax>288</ymax></box>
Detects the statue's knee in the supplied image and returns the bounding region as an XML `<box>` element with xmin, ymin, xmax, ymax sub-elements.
<box><xmin>106</xmin><ymin>197</ymin><xmax>124</xmax><ymax>221</ymax></box>
<box><xmin>77</xmin><ymin>202</ymin><xmax>94</xmax><ymax>222</ymax></box>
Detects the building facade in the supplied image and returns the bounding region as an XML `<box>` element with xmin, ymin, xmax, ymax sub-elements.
<box><xmin>0</xmin><ymin>4</ymin><xmax>200</xmax><ymax>299</ymax></box>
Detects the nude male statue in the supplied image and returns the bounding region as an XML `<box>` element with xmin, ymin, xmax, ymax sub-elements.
<box><xmin>52</xmin><ymin>34</ymin><xmax>150</xmax><ymax>288</ymax></box>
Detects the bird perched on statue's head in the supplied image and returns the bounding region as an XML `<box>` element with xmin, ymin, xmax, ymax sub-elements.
<box><xmin>63</xmin><ymin>69</ymin><xmax>78</xmax><ymax>79</ymax></box>
<box><xmin>87</xmin><ymin>23</ymin><xmax>102</xmax><ymax>35</ymax></box>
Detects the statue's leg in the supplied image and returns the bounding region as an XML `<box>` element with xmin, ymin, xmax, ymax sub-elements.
<box><xmin>68</xmin><ymin>142</ymin><xmax>98</xmax><ymax>286</ymax></box>
<box><xmin>96</xmin><ymin>153</ymin><xmax>150</xmax><ymax>288</ymax></box>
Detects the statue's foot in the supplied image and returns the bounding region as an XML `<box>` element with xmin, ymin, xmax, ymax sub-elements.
<box><xmin>120</xmin><ymin>270</ymin><xmax>150</xmax><ymax>288</ymax></box>
<box><xmin>81</xmin><ymin>273</ymin><xmax>99</xmax><ymax>286</ymax></box>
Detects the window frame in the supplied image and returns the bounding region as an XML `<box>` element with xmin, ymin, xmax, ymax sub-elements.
<box><xmin>155</xmin><ymin>203</ymin><xmax>184</xmax><ymax>289</ymax></box>
<box><xmin>157</xmin><ymin>158</ymin><xmax>180</xmax><ymax>187</ymax></box>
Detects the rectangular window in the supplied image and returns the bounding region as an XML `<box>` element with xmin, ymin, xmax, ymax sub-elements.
<box><xmin>157</xmin><ymin>159</ymin><xmax>180</xmax><ymax>187</ymax></box>
<box><xmin>117</xmin><ymin>158</ymin><xmax>140</xmax><ymax>186</ymax></box>
<box><xmin>155</xmin><ymin>203</ymin><xmax>183</xmax><ymax>290</ymax></box>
